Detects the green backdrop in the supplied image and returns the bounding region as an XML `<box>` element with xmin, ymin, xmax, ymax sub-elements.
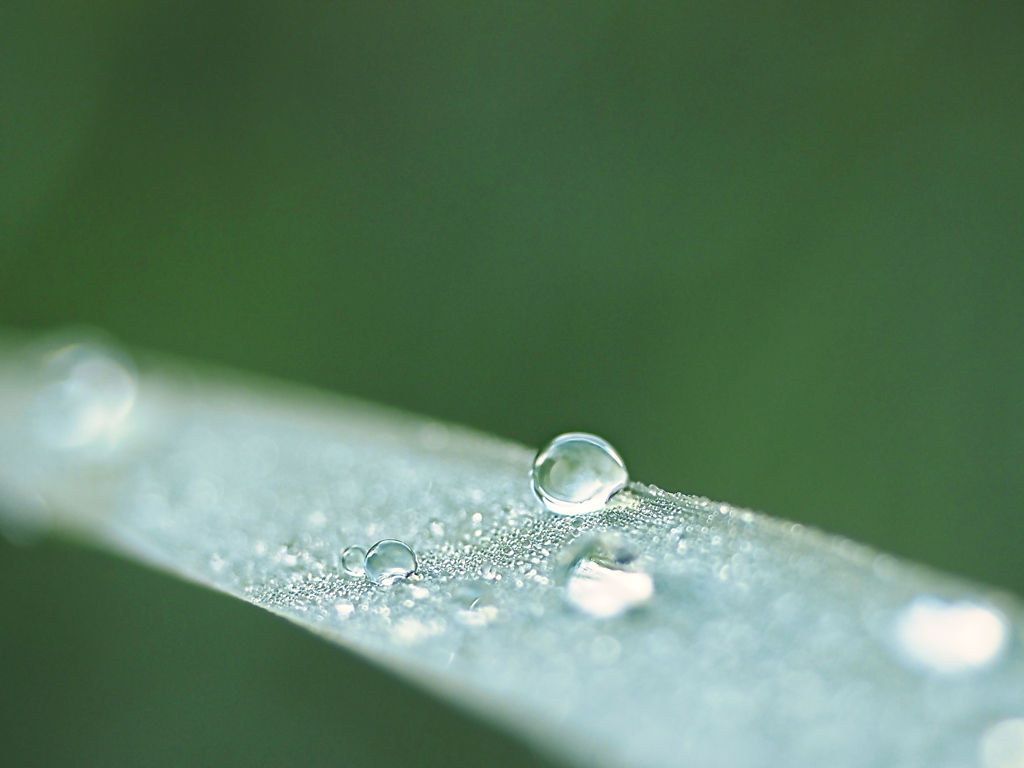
<box><xmin>2</xmin><ymin>2</ymin><xmax>1022</xmax><ymax>766</ymax></box>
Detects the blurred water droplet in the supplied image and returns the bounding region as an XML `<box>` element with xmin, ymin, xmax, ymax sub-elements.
<box><xmin>980</xmin><ymin>719</ymin><xmax>1024</xmax><ymax>768</ymax></box>
<box><xmin>566</xmin><ymin>560</ymin><xmax>653</xmax><ymax>619</ymax></box>
<box><xmin>32</xmin><ymin>343</ymin><xmax>137</xmax><ymax>450</ymax></box>
<box><xmin>531</xmin><ymin>433</ymin><xmax>628</xmax><ymax>515</ymax></box>
<box><xmin>895</xmin><ymin>597</ymin><xmax>1008</xmax><ymax>673</ymax></box>
<box><xmin>342</xmin><ymin>546</ymin><xmax>367</xmax><ymax>576</ymax></box>
<box><xmin>364</xmin><ymin>539</ymin><xmax>418</xmax><ymax>586</ymax></box>
<box><xmin>560</xmin><ymin>533</ymin><xmax>652</xmax><ymax>619</ymax></box>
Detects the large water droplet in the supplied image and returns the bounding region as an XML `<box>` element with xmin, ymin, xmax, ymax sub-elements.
<box><xmin>980</xmin><ymin>719</ymin><xmax>1024</xmax><ymax>768</ymax></box>
<box><xmin>560</xmin><ymin>533</ymin><xmax>652</xmax><ymax>619</ymax></box>
<box><xmin>894</xmin><ymin>596</ymin><xmax>1008</xmax><ymax>674</ymax></box>
<box><xmin>32</xmin><ymin>343</ymin><xmax>137</xmax><ymax>450</ymax></box>
<box><xmin>531</xmin><ymin>433</ymin><xmax>628</xmax><ymax>515</ymax></box>
<box><xmin>364</xmin><ymin>540</ymin><xmax>418</xmax><ymax>586</ymax></box>
<box><xmin>342</xmin><ymin>546</ymin><xmax>367</xmax><ymax>576</ymax></box>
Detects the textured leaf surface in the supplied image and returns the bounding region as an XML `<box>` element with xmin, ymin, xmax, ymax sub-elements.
<box><xmin>1</xmin><ymin>330</ymin><xmax>1022</xmax><ymax>768</ymax></box>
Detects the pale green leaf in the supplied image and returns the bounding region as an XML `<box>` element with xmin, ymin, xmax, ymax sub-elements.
<box><xmin>1</xmin><ymin>329</ymin><xmax>1022</xmax><ymax>768</ymax></box>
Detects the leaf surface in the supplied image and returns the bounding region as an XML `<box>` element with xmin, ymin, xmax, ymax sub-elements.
<box><xmin>1</xmin><ymin>330</ymin><xmax>1021</xmax><ymax>768</ymax></box>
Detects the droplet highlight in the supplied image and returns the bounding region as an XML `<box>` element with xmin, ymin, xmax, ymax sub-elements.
<box><xmin>32</xmin><ymin>343</ymin><xmax>137</xmax><ymax>450</ymax></box>
<box><xmin>342</xmin><ymin>546</ymin><xmax>367</xmax><ymax>576</ymax></box>
<box><xmin>532</xmin><ymin>433</ymin><xmax>628</xmax><ymax>515</ymax></box>
<box><xmin>980</xmin><ymin>719</ymin><xmax>1024</xmax><ymax>768</ymax></box>
<box><xmin>364</xmin><ymin>540</ymin><xmax>418</xmax><ymax>586</ymax></box>
<box><xmin>894</xmin><ymin>596</ymin><xmax>1008</xmax><ymax>674</ymax></box>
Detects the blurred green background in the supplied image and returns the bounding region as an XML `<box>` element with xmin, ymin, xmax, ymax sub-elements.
<box><xmin>2</xmin><ymin>2</ymin><xmax>1022</xmax><ymax>766</ymax></box>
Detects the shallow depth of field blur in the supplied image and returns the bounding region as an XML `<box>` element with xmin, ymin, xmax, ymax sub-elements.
<box><xmin>1</xmin><ymin>3</ymin><xmax>1022</xmax><ymax>766</ymax></box>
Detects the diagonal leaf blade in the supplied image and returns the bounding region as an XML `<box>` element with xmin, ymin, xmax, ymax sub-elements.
<box><xmin>1</xmin><ymin>330</ymin><xmax>1021</xmax><ymax>768</ymax></box>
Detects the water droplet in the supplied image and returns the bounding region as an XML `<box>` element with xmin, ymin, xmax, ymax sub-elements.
<box><xmin>364</xmin><ymin>540</ymin><xmax>418</xmax><ymax>586</ymax></box>
<box><xmin>566</xmin><ymin>560</ymin><xmax>653</xmax><ymax>619</ymax></box>
<box><xmin>531</xmin><ymin>433</ymin><xmax>628</xmax><ymax>515</ymax></box>
<box><xmin>980</xmin><ymin>719</ymin><xmax>1024</xmax><ymax>768</ymax></box>
<box><xmin>560</xmin><ymin>534</ymin><xmax>652</xmax><ymax>619</ymax></box>
<box><xmin>894</xmin><ymin>596</ymin><xmax>1008</xmax><ymax>673</ymax></box>
<box><xmin>32</xmin><ymin>343</ymin><xmax>137</xmax><ymax>450</ymax></box>
<box><xmin>342</xmin><ymin>546</ymin><xmax>367</xmax><ymax>576</ymax></box>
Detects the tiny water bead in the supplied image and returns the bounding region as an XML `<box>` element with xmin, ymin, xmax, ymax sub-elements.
<box><xmin>894</xmin><ymin>596</ymin><xmax>1008</xmax><ymax>674</ymax></box>
<box><xmin>531</xmin><ymin>433</ymin><xmax>628</xmax><ymax>515</ymax></box>
<box><xmin>342</xmin><ymin>546</ymin><xmax>367</xmax><ymax>576</ymax></box>
<box><xmin>364</xmin><ymin>540</ymin><xmax>418</xmax><ymax>586</ymax></box>
<box><xmin>32</xmin><ymin>343</ymin><xmax>138</xmax><ymax>450</ymax></box>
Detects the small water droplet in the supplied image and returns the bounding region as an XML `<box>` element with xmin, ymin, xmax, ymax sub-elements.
<box><xmin>342</xmin><ymin>546</ymin><xmax>367</xmax><ymax>576</ymax></box>
<box><xmin>364</xmin><ymin>540</ymin><xmax>418</xmax><ymax>586</ymax></box>
<box><xmin>531</xmin><ymin>433</ymin><xmax>628</xmax><ymax>515</ymax></box>
<box><xmin>32</xmin><ymin>343</ymin><xmax>137</xmax><ymax>450</ymax></box>
<box><xmin>566</xmin><ymin>560</ymin><xmax>653</xmax><ymax>619</ymax></box>
<box><xmin>560</xmin><ymin>534</ymin><xmax>652</xmax><ymax>619</ymax></box>
<box><xmin>980</xmin><ymin>719</ymin><xmax>1024</xmax><ymax>768</ymax></box>
<box><xmin>894</xmin><ymin>596</ymin><xmax>1008</xmax><ymax>673</ymax></box>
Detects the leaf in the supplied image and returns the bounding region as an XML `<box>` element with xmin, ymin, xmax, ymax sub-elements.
<box><xmin>1</xmin><ymin>329</ymin><xmax>1022</xmax><ymax>768</ymax></box>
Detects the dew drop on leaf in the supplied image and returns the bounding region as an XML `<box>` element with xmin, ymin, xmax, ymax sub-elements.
<box><xmin>565</xmin><ymin>559</ymin><xmax>653</xmax><ymax>619</ymax></box>
<box><xmin>342</xmin><ymin>546</ymin><xmax>367</xmax><ymax>576</ymax></box>
<box><xmin>559</xmin><ymin>533</ymin><xmax>652</xmax><ymax>619</ymax></box>
<box><xmin>531</xmin><ymin>433</ymin><xmax>628</xmax><ymax>515</ymax></box>
<box><xmin>364</xmin><ymin>539</ymin><xmax>417</xmax><ymax>586</ymax></box>
<box><xmin>32</xmin><ymin>342</ymin><xmax>137</xmax><ymax>450</ymax></box>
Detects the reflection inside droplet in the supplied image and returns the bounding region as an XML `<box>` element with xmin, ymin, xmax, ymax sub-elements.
<box><xmin>532</xmin><ymin>433</ymin><xmax>628</xmax><ymax>515</ymax></box>
<box><xmin>342</xmin><ymin>546</ymin><xmax>367</xmax><ymax>576</ymax></box>
<box><xmin>895</xmin><ymin>596</ymin><xmax>1008</xmax><ymax>673</ymax></box>
<box><xmin>32</xmin><ymin>343</ymin><xmax>137</xmax><ymax>450</ymax></box>
<box><xmin>980</xmin><ymin>718</ymin><xmax>1024</xmax><ymax>768</ymax></box>
<box><xmin>364</xmin><ymin>540</ymin><xmax>418</xmax><ymax>586</ymax></box>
